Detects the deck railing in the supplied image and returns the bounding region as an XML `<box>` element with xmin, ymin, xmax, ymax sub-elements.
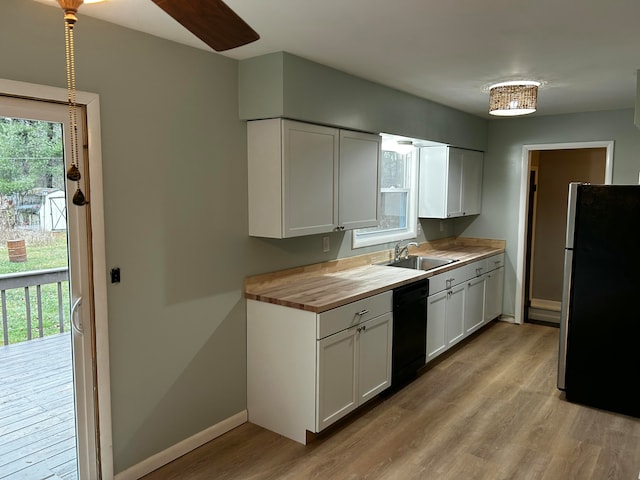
<box><xmin>0</xmin><ymin>267</ymin><xmax>69</xmax><ymax>345</ymax></box>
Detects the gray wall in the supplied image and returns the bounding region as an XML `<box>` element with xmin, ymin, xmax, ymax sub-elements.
<box><xmin>240</xmin><ymin>52</ymin><xmax>488</xmax><ymax>151</ymax></box>
<box><xmin>461</xmin><ymin>110</ymin><xmax>640</xmax><ymax>316</ymax></box>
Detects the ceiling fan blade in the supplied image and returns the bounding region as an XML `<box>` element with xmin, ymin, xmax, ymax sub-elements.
<box><xmin>151</xmin><ymin>0</ymin><xmax>259</xmax><ymax>52</ymax></box>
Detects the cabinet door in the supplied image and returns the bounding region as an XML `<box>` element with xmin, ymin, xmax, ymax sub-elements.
<box><xmin>283</xmin><ymin>121</ymin><xmax>339</xmax><ymax>237</ymax></box>
<box><xmin>465</xmin><ymin>275</ymin><xmax>486</xmax><ymax>335</ymax></box>
<box><xmin>426</xmin><ymin>290</ymin><xmax>447</xmax><ymax>362</ymax></box>
<box><xmin>358</xmin><ymin>313</ymin><xmax>392</xmax><ymax>404</ymax></box>
<box><xmin>446</xmin><ymin>283</ymin><xmax>466</xmax><ymax>347</ymax></box>
<box><xmin>418</xmin><ymin>146</ymin><xmax>448</xmax><ymax>218</ymax></box>
<box><xmin>316</xmin><ymin>327</ymin><xmax>358</xmax><ymax>431</ymax></box>
<box><xmin>446</xmin><ymin>148</ymin><xmax>464</xmax><ymax>217</ymax></box>
<box><xmin>338</xmin><ymin>130</ymin><xmax>381</xmax><ymax>230</ymax></box>
<box><xmin>461</xmin><ymin>150</ymin><xmax>483</xmax><ymax>216</ymax></box>
<box><xmin>484</xmin><ymin>267</ymin><xmax>504</xmax><ymax>322</ymax></box>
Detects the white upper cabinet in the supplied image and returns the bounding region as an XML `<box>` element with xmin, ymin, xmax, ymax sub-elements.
<box><xmin>418</xmin><ymin>146</ymin><xmax>483</xmax><ymax>219</ymax></box>
<box><xmin>247</xmin><ymin>118</ymin><xmax>380</xmax><ymax>238</ymax></box>
<box><xmin>338</xmin><ymin>130</ymin><xmax>381</xmax><ymax>230</ymax></box>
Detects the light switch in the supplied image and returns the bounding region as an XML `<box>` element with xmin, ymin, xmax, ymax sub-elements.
<box><xmin>110</xmin><ymin>268</ymin><xmax>120</xmax><ymax>283</ymax></box>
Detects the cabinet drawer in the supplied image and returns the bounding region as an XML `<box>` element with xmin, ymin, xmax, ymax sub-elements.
<box><xmin>429</xmin><ymin>259</ymin><xmax>488</xmax><ymax>295</ymax></box>
<box><xmin>486</xmin><ymin>253</ymin><xmax>505</xmax><ymax>271</ymax></box>
<box><xmin>429</xmin><ymin>269</ymin><xmax>463</xmax><ymax>294</ymax></box>
<box><xmin>461</xmin><ymin>258</ymin><xmax>488</xmax><ymax>279</ymax></box>
<box><xmin>318</xmin><ymin>291</ymin><xmax>392</xmax><ymax>339</ymax></box>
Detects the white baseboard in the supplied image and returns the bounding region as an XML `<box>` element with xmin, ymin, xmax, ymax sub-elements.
<box><xmin>530</xmin><ymin>298</ymin><xmax>561</xmax><ymax>312</ymax></box>
<box><xmin>528</xmin><ymin>309</ymin><xmax>561</xmax><ymax>323</ymax></box>
<box><xmin>114</xmin><ymin>410</ymin><xmax>247</xmax><ymax>480</ymax></box>
<box><xmin>498</xmin><ymin>315</ymin><xmax>516</xmax><ymax>324</ymax></box>
<box><xmin>528</xmin><ymin>298</ymin><xmax>561</xmax><ymax>324</ymax></box>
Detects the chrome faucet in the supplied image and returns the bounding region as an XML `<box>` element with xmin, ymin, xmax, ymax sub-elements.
<box><xmin>394</xmin><ymin>241</ymin><xmax>419</xmax><ymax>261</ymax></box>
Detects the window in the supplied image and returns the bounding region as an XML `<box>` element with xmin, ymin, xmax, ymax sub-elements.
<box><xmin>352</xmin><ymin>138</ymin><xmax>418</xmax><ymax>248</ymax></box>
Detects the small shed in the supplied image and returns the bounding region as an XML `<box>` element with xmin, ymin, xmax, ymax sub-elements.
<box><xmin>15</xmin><ymin>188</ymin><xmax>67</xmax><ymax>231</ymax></box>
<box><xmin>40</xmin><ymin>189</ymin><xmax>67</xmax><ymax>231</ymax></box>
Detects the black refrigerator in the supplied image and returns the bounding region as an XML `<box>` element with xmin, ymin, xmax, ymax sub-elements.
<box><xmin>557</xmin><ymin>183</ymin><xmax>640</xmax><ymax>418</ymax></box>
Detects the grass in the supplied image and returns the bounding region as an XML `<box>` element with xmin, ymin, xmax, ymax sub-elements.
<box><xmin>0</xmin><ymin>231</ymin><xmax>70</xmax><ymax>345</ymax></box>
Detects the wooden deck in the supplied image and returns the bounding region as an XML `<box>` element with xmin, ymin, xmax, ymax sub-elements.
<box><xmin>0</xmin><ymin>333</ymin><xmax>77</xmax><ymax>480</ymax></box>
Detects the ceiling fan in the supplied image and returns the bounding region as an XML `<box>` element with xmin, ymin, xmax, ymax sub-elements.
<box><xmin>150</xmin><ymin>0</ymin><xmax>260</xmax><ymax>51</ymax></box>
<box><xmin>56</xmin><ymin>0</ymin><xmax>260</xmax><ymax>52</ymax></box>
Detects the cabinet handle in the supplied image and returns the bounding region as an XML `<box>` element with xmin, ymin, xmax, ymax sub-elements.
<box><xmin>357</xmin><ymin>325</ymin><xmax>367</xmax><ymax>333</ymax></box>
<box><xmin>356</xmin><ymin>309</ymin><xmax>369</xmax><ymax>316</ymax></box>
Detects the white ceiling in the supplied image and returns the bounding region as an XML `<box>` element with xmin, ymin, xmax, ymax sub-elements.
<box><xmin>36</xmin><ymin>0</ymin><xmax>640</xmax><ymax>119</ymax></box>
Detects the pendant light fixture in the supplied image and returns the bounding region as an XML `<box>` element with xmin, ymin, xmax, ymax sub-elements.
<box><xmin>488</xmin><ymin>81</ymin><xmax>541</xmax><ymax>117</ymax></box>
<box><xmin>57</xmin><ymin>0</ymin><xmax>87</xmax><ymax>205</ymax></box>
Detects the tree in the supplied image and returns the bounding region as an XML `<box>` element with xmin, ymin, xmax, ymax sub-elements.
<box><xmin>0</xmin><ymin>118</ymin><xmax>64</xmax><ymax>198</ymax></box>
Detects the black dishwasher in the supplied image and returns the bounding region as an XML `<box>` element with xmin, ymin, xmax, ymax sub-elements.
<box><xmin>392</xmin><ymin>279</ymin><xmax>429</xmax><ymax>387</ymax></box>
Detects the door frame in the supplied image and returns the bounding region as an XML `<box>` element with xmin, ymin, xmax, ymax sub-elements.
<box><xmin>0</xmin><ymin>78</ymin><xmax>113</xmax><ymax>479</ymax></box>
<box><xmin>526</xmin><ymin>166</ymin><xmax>538</xmax><ymax>309</ymax></box>
<box><xmin>514</xmin><ymin>140</ymin><xmax>614</xmax><ymax>325</ymax></box>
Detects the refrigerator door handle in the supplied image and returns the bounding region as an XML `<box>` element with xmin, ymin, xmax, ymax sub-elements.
<box><xmin>565</xmin><ymin>183</ymin><xmax>580</xmax><ymax>249</ymax></box>
<box><xmin>557</xmin><ymin>248</ymin><xmax>573</xmax><ymax>390</ymax></box>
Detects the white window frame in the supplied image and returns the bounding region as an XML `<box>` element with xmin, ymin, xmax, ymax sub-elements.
<box><xmin>352</xmin><ymin>147</ymin><xmax>418</xmax><ymax>248</ymax></box>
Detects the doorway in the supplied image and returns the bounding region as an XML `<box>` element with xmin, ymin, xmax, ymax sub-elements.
<box><xmin>0</xmin><ymin>101</ymin><xmax>79</xmax><ymax>479</ymax></box>
<box><xmin>525</xmin><ymin>148</ymin><xmax>607</xmax><ymax>325</ymax></box>
<box><xmin>0</xmin><ymin>80</ymin><xmax>111</xmax><ymax>479</ymax></box>
<box><xmin>515</xmin><ymin>141</ymin><xmax>614</xmax><ymax>325</ymax></box>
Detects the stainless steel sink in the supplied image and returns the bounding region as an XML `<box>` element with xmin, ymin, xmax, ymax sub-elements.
<box><xmin>386</xmin><ymin>255</ymin><xmax>458</xmax><ymax>271</ymax></box>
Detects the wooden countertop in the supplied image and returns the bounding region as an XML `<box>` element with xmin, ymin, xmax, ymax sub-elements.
<box><xmin>244</xmin><ymin>237</ymin><xmax>505</xmax><ymax>313</ymax></box>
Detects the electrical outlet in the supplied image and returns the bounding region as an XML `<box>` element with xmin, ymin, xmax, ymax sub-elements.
<box><xmin>322</xmin><ymin>236</ymin><xmax>330</xmax><ymax>252</ymax></box>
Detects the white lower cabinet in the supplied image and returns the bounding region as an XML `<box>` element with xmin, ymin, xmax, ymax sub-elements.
<box><xmin>426</xmin><ymin>290</ymin><xmax>447</xmax><ymax>362</ymax></box>
<box><xmin>317</xmin><ymin>312</ymin><xmax>392</xmax><ymax>431</ymax></box>
<box><xmin>426</xmin><ymin>253</ymin><xmax>504</xmax><ymax>364</ymax></box>
<box><xmin>248</xmin><ymin>291</ymin><xmax>392</xmax><ymax>444</ymax></box>
<box><xmin>484</xmin><ymin>266</ymin><xmax>504</xmax><ymax>322</ymax></box>
<box><xmin>426</xmin><ymin>280</ymin><xmax>466</xmax><ymax>362</ymax></box>
<box><xmin>465</xmin><ymin>274</ymin><xmax>486</xmax><ymax>335</ymax></box>
<box><xmin>446</xmin><ymin>283</ymin><xmax>466</xmax><ymax>346</ymax></box>
<box><xmin>317</xmin><ymin>326</ymin><xmax>358</xmax><ymax>430</ymax></box>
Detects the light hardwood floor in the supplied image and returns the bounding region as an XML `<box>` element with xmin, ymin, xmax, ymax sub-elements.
<box><xmin>142</xmin><ymin>321</ymin><xmax>640</xmax><ymax>480</ymax></box>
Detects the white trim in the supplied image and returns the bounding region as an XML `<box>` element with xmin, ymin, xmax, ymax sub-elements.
<box><xmin>114</xmin><ymin>411</ymin><xmax>248</xmax><ymax>480</ymax></box>
<box><xmin>0</xmin><ymin>78</ymin><xmax>113</xmax><ymax>479</ymax></box>
<box><xmin>528</xmin><ymin>166</ymin><xmax>539</xmax><ymax>302</ymax></box>
<box><xmin>515</xmin><ymin>140</ymin><xmax>614</xmax><ymax>325</ymax></box>
<box><xmin>527</xmin><ymin>309</ymin><xmax>561</xmax><ymax>323</ymax></box>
